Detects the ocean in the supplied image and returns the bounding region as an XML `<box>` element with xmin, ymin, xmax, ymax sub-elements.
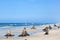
<box><xmin>0</xmin><ymin>23</ymin><xmax>42</xmax><ymax>38</ymax></box>
<box><xmin>0</xmin><ymin>23</ymin><xmax>41</xmax><ymax>27</ymax></box>
<box><xmin>0</xmin><ymin>23</ymin><xmax>55</xmax><ymax>38</ymax></box>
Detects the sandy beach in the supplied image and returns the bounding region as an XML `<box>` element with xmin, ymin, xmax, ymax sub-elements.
<box><xmin>0</xmin><ymin>24</ymin><xmax>60</xmax><ymax>40</ymax></box>
<box><xmin>0</xmin><ymin>0</ymin><xmax>60</xmax><ymax>40</ymax></box>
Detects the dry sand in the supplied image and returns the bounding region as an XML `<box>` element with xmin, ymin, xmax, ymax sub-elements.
<box><xmin>0</xmin><ymin>24</ymin><xmax>60</xmax><ymax>40</ymax></box>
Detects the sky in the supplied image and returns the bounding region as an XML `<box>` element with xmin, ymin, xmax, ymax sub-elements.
<box><xmin>0</xmin><ymin>0</ymin><xmax>60</xmax><ymax>23</ymax></box>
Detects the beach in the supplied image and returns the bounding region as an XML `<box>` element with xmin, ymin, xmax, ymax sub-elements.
<box><xmin>0</xmin><ymin>24</ymin><xmax>60</xmax><ymax>40</ymax></box>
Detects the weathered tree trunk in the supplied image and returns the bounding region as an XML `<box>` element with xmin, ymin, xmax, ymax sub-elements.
<box><xmin>43</xmin><ymin>27</ymin><xmax>49</xmax><ymax>35</ymax></box>
<box><xmin>19</xmin><ymin>27</ymin><xmax>30</xmax><ymax>37</ymax></box>
<box><xmin>5</xmin><ymin>30</ymin><xmax>14</xmax><ymax>38</ymax></box>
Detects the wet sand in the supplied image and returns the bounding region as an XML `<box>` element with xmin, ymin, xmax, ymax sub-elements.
<box><xmin>0</xmin><ymin>24</ymin><xmax>60</xmax><ymax>40</ymax></box>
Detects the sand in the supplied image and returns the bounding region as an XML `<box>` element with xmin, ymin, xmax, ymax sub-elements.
<box><xmin>0</xmin><ymin>24</ymin><xmax>60</xmax><ymax>40</ymax></box>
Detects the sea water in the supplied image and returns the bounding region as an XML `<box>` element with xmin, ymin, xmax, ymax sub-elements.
<box><xmin>0</xmin><ymin>23</ymin><xmax>55</xmax><ymax>38</ymax></box>
<box><xmin>0</xmin><ymin>23</ymin><xmax>41</xmax><ymax>38</ymax></box>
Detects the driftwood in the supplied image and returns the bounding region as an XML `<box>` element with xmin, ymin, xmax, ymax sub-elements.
<box><xmin>54</xmin><ymin>24</ymin><xmax>60</xmax><ymax>29</ymax></box>
<box><xmin>5</xmin><ymin>30</ymin><xmax>14</xmax><ymax>38</ymax></box>
<box><xmin>25</xmin><ymin>39</ymin><xmax>27</xmax><ymax>40</ymax></box>
<box><xmin>54</xmin><ymin>24</ymin><xmax>57</xmax><ymax>27</ymax></box>
<box><xmin>18</xmin><ymin>27</ymin><xmax>30</xmax><ymax>37</ymax></box>
<box><xmin>31</xmin><ymin>25</ymin><xmax>36</xmax><ymax>29</ymax></box>
<box><xmin>43</xmin><ymin>27</ymin><xmax>49</xmax><ymax>35</ymax></box>
<box><xmin>49</xmin><ymin>25</ymin><xmax>52</xmax><ymax>29</ymax></box>
<box><xmin>58</xmin><ymin>26</ymin><xmax>60</xmax><ymax>29</ymax></box>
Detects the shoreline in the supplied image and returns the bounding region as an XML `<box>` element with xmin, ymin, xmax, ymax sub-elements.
<box><xmin>0</xmin><ymin>23</ymin><xmax>60</xmax><ymax>40</ymax></box>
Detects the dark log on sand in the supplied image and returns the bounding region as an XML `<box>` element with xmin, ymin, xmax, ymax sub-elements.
<box><xmin>54</xmin><ymin>24</ymin><xmax>57</xmax><ymax>27</ymax></box>
<box><xmin>49</xmin><ymin>25</ymin><xmax>52</xmax><ymax>29</ymax></box>
<box><xmin>5</xmin><ymin>30</ymin><xmax>14</xmax><ymax>38</ymax></box>
<box><xmin>25</xmin><ymin>39</ymin><xmax>27</xmax><ymax>40</ymax></box>
<box><xmin>5</xmin><ymin>33</ymin><xmax>14</xmax><ymax>38</ymax></box>
<box><xmin>18</xmin><ymin>31</ymin><xmax>30</xmax><ymax>37</ymax></box>
<box><xmin>31</xmin><ymin>25</ymin><xmax>36</xmax><ymax>29</ymax></box>
<box><xmin>54</xmin><ymin>24</ymin><xmax>60</xmax><ymax>29</ymax></box>
<box><xmin>43</xmin><ymin>27</ymin><xmax>49</xmax><ymax>35</ymax></box>
<box><xmin>18</xmin><ymin>27</ymin><xmax>30</xmax><ymax>37</ymax></box>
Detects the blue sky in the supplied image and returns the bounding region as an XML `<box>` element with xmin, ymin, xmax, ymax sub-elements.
<box><xmin>0</xmin><ymin>0</ymin><xmax>60</xmax><ymax>23</ymax></box>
